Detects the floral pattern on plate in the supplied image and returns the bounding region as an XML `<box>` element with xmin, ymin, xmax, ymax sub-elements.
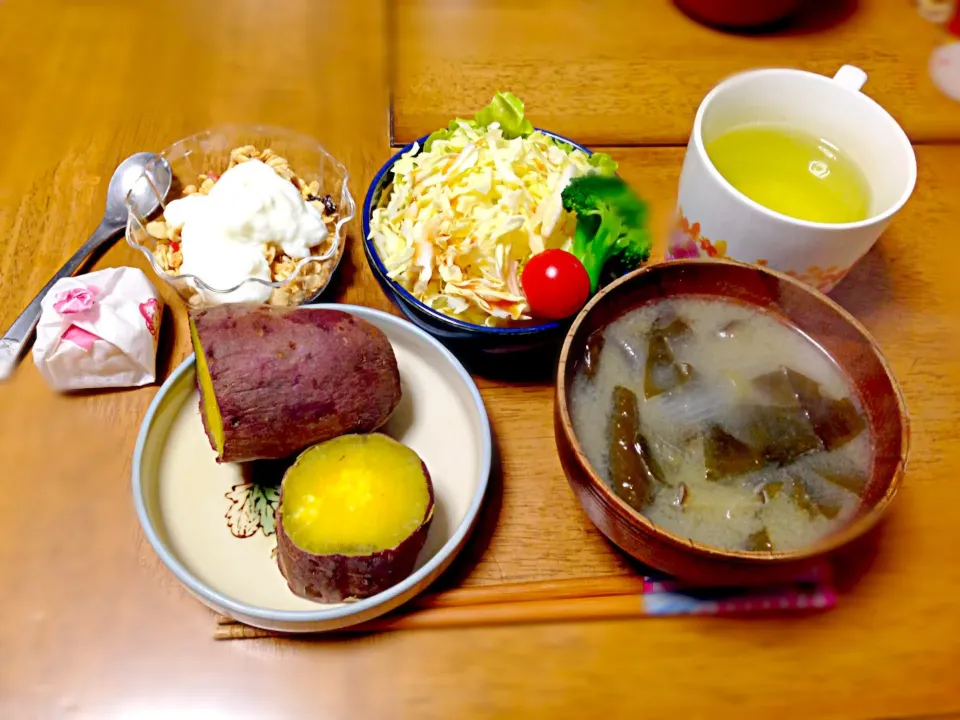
<box><xmin>225</xmin><ymin>482</ymin><xmax>281</xmax><ymax>539</ymax></box>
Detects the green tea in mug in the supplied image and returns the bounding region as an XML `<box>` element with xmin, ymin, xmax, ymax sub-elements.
<box><xmin>705</xmin><ymin>124</ymin><xmax>871</xmax><ymax>224</ymax></box>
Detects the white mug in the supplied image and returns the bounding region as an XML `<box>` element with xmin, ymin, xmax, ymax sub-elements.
<box><xmin>669</xmin><ymin>65</ymin><xmax>917</xmax><ymax>293</ymax></box>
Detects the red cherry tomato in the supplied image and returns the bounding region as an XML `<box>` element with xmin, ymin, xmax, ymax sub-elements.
<box><xmin>521</xmin><ymin>249</ymin><xmax>591</xmax><ymax>320</ymax></box>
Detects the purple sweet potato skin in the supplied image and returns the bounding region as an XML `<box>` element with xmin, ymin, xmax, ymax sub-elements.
<box><xmin>276</xmin><ymin>460</ymin><xmax>435</xmax><ymax>603</ymax></box>
<box><xmin>191</xmin><ymin>304</ymin><xmax>401</xmax><ymax>463</ymax></box>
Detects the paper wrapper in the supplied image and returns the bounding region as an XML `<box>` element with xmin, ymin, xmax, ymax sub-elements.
<box><xmin>32</xmin><ymin>267</ymin><xmax>163</xmax><ymax>391</ymax></box>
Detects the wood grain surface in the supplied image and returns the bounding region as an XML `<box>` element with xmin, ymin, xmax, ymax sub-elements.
<box><xmin>392</xmin><ymin>0</ymin><xmax>960</xmax><ymax>147</ymax></box>
<box><xmin>1</xmin><ymin>1</ymin><xmax>960</xmax><ymax>718</ymax></box>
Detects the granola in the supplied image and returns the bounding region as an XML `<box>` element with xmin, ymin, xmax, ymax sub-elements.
<box><xmin>147</xmin><ymin>145</ymin><xmax>341</xmax><ymax>306</ymax></box>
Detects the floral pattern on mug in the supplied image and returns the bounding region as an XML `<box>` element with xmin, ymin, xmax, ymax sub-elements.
<box><xmin>785</xmin><ymin>265</ymin><xmax>850</xmax><ymax>293</ymax></box>
<box><xmin>756</xmin><ymin>259</ymin><xmax>849</xmax><ymax>292</ymax></box>
<box><xmin>53</xmin><ymin>285</ymin><xmax>100</xmax><ymax>315</ymax></box>
<box><xmin>667</xmin><ymin>209</ymin><xmax>728</xmax><ymax>260</ymax></box>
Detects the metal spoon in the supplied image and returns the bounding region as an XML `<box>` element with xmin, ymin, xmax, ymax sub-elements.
<box><xmin>0</xmin><ymin>152</ymin><xmax>172</xmax><ymax>381</ymax></box>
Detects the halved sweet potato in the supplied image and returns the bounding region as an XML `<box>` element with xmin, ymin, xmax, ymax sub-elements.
<box><xmin>276</xmin><ymin>433</ymin><xmax>435</xmax><ymax>603</ymax></box>
<box><xmin>189</xmin><ymin>304</ymin><xmax>401</xmax><ymax>463</ymax></box>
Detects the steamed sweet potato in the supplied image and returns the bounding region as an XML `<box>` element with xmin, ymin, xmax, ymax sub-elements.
<box><xmin>190</xmin><ymin>304</ymin><xmax>401</xmax><ymax>463</ymax></box>
<box><xmin>276</xmin><ymin>433</ymin><xmax>434</xmax><ymax>603</ymax></box>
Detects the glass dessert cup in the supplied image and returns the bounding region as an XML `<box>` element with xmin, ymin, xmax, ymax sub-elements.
<box><xmin>126</xmin><ymin>124</ymin><xmax>355</xmax><ymax>308</ymax></box>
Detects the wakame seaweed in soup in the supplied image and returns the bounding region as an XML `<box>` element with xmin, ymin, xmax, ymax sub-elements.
<box><xmin>569</xmin><ymin>297</ymin><xmax>871</xmax><ymax>553</ymax></box>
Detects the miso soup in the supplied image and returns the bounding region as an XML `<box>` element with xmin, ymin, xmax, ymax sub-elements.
<box><xmin>570</xmin><ymin>297</ymin><xmax>871</xmax><ymax>553</ymax></box>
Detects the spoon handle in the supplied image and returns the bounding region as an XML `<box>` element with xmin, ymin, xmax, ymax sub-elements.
<box><xmin>0</xmin><ymin>220</ymin><xmax>122</xmax><ymax>381</ymax></box>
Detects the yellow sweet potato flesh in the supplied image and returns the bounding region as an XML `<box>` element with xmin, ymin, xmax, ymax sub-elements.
<box><xmin>282</xmin><ymin>434</ymin><xmax>431</xmax><ymax>556</ymax></box>
<box><xmin>190</xmin><ymin>318</ymin><xmax>224</xmax><ymax>456</ymax></box>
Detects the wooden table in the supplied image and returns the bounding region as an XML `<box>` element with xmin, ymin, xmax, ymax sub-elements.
<box><xmin>1</xmin><ymin>1</ymin><xmax>958</xmax><ymax>717</ymax></box>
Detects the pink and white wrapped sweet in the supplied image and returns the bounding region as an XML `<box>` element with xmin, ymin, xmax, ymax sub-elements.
<box><xmin>32</xmin><ymin>267</ymin><xmax>163</xmax><ymax>391</ymax></box>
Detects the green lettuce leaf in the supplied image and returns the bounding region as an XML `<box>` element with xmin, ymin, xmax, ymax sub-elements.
<box><xmin>473</xmin><ymin>91</ymin><xmax>535</xmax><ymax>139</ymax></box>
<box><xmin>587</xmin><ymin>152</ymin><xmax>618</xmax><ymax>176</ymax></box>
<box><xmin>423</xmin><ymin>91</ymin><xmax>535</xmax><ymax>151</ymax></box>
<box><xmin>423</xmin><ymin>118</ymin><xmax>478</xmax><ymax>152</ymax></box>
<box><xmin>421</xmin><ymin>92</ymin><xmax>618</xmax><ymax>180</ymax></box>
<box><xmin>535</xmin><ymin>134</ymin><xmax>620</xmax><ymax>176</ymax></box>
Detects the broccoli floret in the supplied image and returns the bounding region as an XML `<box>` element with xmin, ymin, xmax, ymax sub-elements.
<box><xmin>562</xmin><ymin>174</ymin><xmax>651</xmax><ymax>293</ymax></box>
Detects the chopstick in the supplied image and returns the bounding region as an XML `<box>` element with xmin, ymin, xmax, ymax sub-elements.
<box><xmin>215</xmin><ymin>593</ymin><xmax>649</xmax><ymax>640</ymax></box>
<box><xmin>213</xmin><ymin>571</ymin><xmax>836</xmax><ymax>639</ymax></box>
<box><xmin>403</xmin><ymin>574</ymin><xmax>647</xmax><ymax>607</ymax></box>
<box><xmin>214</xmin><ymin>575</ymin><xmax>648</xmax><ymax>640</ymax></box>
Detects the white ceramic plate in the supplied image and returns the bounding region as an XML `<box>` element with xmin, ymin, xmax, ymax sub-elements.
<box><xmin>133</xmin><ymin>305</ymin><xmax>492</xmax><ymax>633</ymax></box>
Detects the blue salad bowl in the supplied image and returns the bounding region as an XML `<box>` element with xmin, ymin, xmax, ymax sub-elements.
<box><xmin>362</xmin><ymin>130</ymin><xmax>598</xmax><ymax>361</ymax></box>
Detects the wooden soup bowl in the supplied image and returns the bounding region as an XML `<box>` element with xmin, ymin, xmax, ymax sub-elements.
<box><xmin>554</xmin><ymin>259</ymin><xmax>909</xmax><ymax>584</ymax></box>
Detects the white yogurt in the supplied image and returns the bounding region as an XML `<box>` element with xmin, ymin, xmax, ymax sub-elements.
<box><xmin>163</xmin><ymin>159</ymin><xmax>328</xmax><ymax>304</ymax></box>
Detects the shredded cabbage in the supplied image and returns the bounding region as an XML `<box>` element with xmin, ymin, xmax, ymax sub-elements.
<box><xmin>369</xmin><ymin>123</ymin><xmax>602</xmax><ymax>326</ymax></box>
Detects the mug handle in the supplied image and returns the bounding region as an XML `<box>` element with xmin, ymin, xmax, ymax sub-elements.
<box><xmin>833</xmin><ymin>65</ymin><xmax>868</xmax><ymax>92</ymax></box>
